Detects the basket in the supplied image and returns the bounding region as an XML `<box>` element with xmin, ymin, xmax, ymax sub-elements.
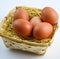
<box><xmin>0</xmin><ymin>6</ymin><xmax>58</xmax><ymax>55</ymax></box>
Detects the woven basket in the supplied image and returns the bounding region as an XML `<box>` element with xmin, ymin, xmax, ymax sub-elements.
<box><xmin>0</xmin><ymin>6</ymin><xmax>58</xmax><ymax>55</ymax></box>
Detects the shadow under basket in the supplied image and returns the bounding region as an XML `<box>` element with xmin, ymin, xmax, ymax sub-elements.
<box><xmin>0</xmin><ymin>6</ymin><xmax>58</xmax><ymax>55</ymax></box>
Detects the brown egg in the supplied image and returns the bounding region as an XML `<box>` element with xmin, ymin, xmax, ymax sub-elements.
<box><xmin>12</xmin><ymin>19</ymin><xmax>33</xmax><ymax>37</ymax></box>
<box><xmin>41</xmin><ymin>7</ymin><xmax>58</xmax><ymax>25</ymax></box>
<box><xmin>30</xmin><ymin>16</ymin><xmax>41</xmax><ymax>27</ymax></box>
<box><xmin>14</xmin><ymin>8</ymin><xmax>29</xmax><ymax>20</ymax></box>
<box><xmin>33</xmin><ymin>22</ymin><xmax>53</xmax><ymax>39</ymax></box>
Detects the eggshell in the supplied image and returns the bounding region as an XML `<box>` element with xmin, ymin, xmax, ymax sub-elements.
<box><xmin>41</xmin><ymin>7</ymin><xmax>58</xmax><ymax>25</ymax></box>
<box><xmin>14</xmin><ymin>8</ymin><xmax>29</xmax><ymax>21</ymax></box>
<box><xmin>33</xmin><ymin>22</ymin><xmax>53</xmax><ymax>39</ymax></box>
<box><xmin>12</xmin><ymin>19</ymin><xmax>33</xmax><ymax>37</ymax></box>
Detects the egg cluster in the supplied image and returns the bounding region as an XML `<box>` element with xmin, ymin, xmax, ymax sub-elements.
<box><xmin>12</xmin><ymin>7</ymin><xmax>58</xmax><ymax>40</ymax></box>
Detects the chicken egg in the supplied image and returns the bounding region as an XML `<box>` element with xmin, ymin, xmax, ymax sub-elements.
<box><xmin>12</xmin><ymin>19</ymin><xmax>33</xmax><ymax>37</ymax></box>
<box><xmin>14</xmin><ymin>8</ymin><xmax>29</xmax><ymax>21</ymax></box>
<box><xmin>41</xmin><ymin>7</ymin><xmax>58</xmax><ymax>25</ymax></box>
<box><xmin>30</xmin><ymin>16</ymin><xmax>41</xmax><ymax>27</ymax></box>
<box><xmin>33</xmin><ymin>22</ymin><xmax>53</xmax><ymax>39</ymax></box>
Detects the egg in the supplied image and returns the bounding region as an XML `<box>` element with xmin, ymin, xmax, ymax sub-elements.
<box><xmin>30</xmin><ymin>16</ymin><xmax>41</xmax><ymax>27</ymax></box>
<box><xmin>14</xmin><ymin>8</ymin><xmax>29</xmax><ymax>21</ymax></box>
<box><xmin>41</xmin><ymin>7</ymin><xmax>58</xmax><ymax>25</ymax></box>
<box><xmin>33</xmin><ymin>22</ymin><xmax>53</xmax><ymax>39</ymax></box>
<box><xmin>12</xmin><ymin>19</ymin><xmax>33</xmax><ymax>37</ymax></box>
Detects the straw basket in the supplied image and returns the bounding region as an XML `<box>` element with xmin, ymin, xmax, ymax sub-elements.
<box><xmin>0</xmin><ymin>6</ymin><xmax>58</xmax><ymax>55</ymax></box>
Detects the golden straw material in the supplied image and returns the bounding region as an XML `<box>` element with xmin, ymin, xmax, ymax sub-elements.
<box><xmin>0</xmin><ymin>6</ymin><xmax>58</xmax><ymax>55</ymax></box>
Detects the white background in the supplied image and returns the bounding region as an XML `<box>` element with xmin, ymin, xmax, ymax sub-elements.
<box><xmin>0</xmin><ymin>0</ymin><xmax>60</xmax><ymax>59</ymax></box>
